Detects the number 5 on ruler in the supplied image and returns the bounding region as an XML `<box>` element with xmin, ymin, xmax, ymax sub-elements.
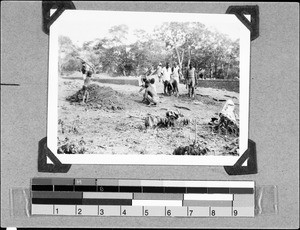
<box><xmin>144</xmin><ymin>209</ymin><xmax>149</xmax><ymax>216</ymax></box>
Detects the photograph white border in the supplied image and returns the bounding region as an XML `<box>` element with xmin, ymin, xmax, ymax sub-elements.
<box><xmin>47</xmin><ymin>10</ymin><xmax>250</xmax><ymax>166</ymax></box>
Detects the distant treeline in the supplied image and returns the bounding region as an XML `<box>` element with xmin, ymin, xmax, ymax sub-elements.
<box><xmin>59</xmin><ymin>22</ymin><xmax>240</xmax><ymax>79</ymax></box>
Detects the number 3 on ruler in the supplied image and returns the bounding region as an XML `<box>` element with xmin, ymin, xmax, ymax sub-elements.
<box><xmin>99</xmin><ymin>209</ymin><xmax>104</xmax><ymax>215</ymax></box>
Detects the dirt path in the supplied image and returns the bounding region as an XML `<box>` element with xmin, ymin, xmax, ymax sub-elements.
<box><xmin>57</xmin><ymin>73</ymin><xmax>240</xmax><ymax>156</ymax></box>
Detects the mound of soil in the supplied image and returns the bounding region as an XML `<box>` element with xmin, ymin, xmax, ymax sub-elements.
<box><xmin>66</xmin><ymin>84</ymin><xmax>127</xmax><ymax>110</ymax></box>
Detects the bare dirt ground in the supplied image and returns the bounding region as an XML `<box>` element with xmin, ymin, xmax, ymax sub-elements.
<box><xmin>57</xmin><ymin>72</ymin><xmax>240</xmax><ymax>156</ymax></box>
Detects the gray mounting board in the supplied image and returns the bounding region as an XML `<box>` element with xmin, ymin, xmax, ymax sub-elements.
<box><xmin>1</xmin><ymin>1</ymin><xmax>299</xmax><ymax>229</ymax></box>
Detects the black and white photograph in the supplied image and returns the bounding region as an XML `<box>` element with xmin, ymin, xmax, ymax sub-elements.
<box><xmin>47</xmin><ymin>10</ymin><xmax>250</xmax><ymax>165</ymax></box>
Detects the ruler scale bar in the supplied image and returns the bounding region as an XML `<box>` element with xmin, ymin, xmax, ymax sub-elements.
<box><xmin>31</xmin><ymin>185</ymin><xmax>253</xmax><ymax>194</ymax></box>
<box><xmin>32</xmin><ymin>204</ymin><xmax>252</xmax><ymax>217</ymax></box>
<box><xmin>31</xmin><ymin>178</ymin><xmax>255</xmax><ymax>217</ymax></box>
<box><xmin>32</xmin><ymin>179</ymin><xmax>254</xmax><ymax>188</ymax></box>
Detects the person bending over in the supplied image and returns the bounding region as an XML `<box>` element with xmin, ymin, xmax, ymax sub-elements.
<box><xmin>143</xmin><ymin>80</ymin><xmax>159</xmax><ymax>106</ymax></box>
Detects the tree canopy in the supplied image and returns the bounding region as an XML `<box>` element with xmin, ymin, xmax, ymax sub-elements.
<box><xmin>59</xmin><ymin>22</ymin><xmax>240</xmax><ymax>79</ymax></box>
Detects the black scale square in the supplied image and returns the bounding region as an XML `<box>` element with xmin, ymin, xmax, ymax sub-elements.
<box><xmin>164</xmin><ymin>187</ymin><xmax>186</xmax><ymax>193</ymax></box>
<box><xmin>186</xmin><ymin>187</ymin><xmax>208</xmax><ymax>193</ymax></box>
<box><xmin>75</xmin><ymin>185</ymin><xmax>97</xmax><ymax>192</ymax></box>
<box><xmin>97</xmin><ymin>186</ymin><xmax>119</xmax><ymax>192</ymax></box>
<box><xmin>32</xmin><ymin>198</ymin><xmax>82</xmax><ymax>205</ymax></box>
<box><xmin>54</xmin><ymin>185</ymin><xmax>74</xmax><ymax>191</ymax></box>
<box><xmin>207</xmin><ymin>188</ymin><xmax>230</xmax><ymax>194</ymax></box>
<box><xmin>31</xmin><ymin>185</ymin><xmax>53</xmax><ymax>191</ymax></box>
<box><xmin>142</xmin><ymin>186</ymin><xmax>164</xmax><ymax>193</ymax></box>
<box><xmin>119</xmin><ymin>186</ymin><xmax>142</xmax><ymax>193</ymax></box>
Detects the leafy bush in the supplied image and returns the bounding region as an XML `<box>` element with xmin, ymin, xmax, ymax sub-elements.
<box><xmin>61</xmin><ymin>58</ymin><xmax>81</xmax><ymax>75</ymax></box>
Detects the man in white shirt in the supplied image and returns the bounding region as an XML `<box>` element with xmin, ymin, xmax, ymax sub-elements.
<box><xmin>172</xmin><ymin>62</ymin><xmax>180</xmax><ymax>83</ymax></box>
<box><xmin>170</xmin><ymin>62</ymin><xmax>180</xmax><ymax>96</ymax></box>
<box><xmin>161</xmin><ymin>62</ymin><xmax>172</xmax><ymax>95</ymax></box>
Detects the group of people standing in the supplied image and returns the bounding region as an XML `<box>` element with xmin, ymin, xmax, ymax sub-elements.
<box><xmin>141</xmin><ymin>61</ymin><xmax>197</xmax><ymax>106</ymax></box>
<box><xmin>157</xmin><ymin>61</ymin><xmax>197</xmax><ymax>98</ymax></box>
<box><xmin>79</xmin><ymin>59</ymin><xmax>197</xmax><ymax>106</ymax></box>
<box><xmin>156</xmin><ymin>62</ymin><xmax>180</xmax><ymax>97</ymax></box>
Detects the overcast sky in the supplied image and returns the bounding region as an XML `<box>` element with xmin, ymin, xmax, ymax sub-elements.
<box><xmin>53</xmin><ymin>10</ymin><xmax>244</xmax><ymax>46</ymax></box>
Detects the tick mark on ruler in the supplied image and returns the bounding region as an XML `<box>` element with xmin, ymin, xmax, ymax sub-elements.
<box><xmin>1</xmin><ymin>83</ymin><xmax>20</xmax><ymax>86</ymax></box>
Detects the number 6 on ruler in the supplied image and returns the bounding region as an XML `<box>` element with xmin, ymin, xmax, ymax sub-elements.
<box><xmin>166</xmin><ymin>209</ymin><xmax>171</xmax><ymax>216</ymax></box>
